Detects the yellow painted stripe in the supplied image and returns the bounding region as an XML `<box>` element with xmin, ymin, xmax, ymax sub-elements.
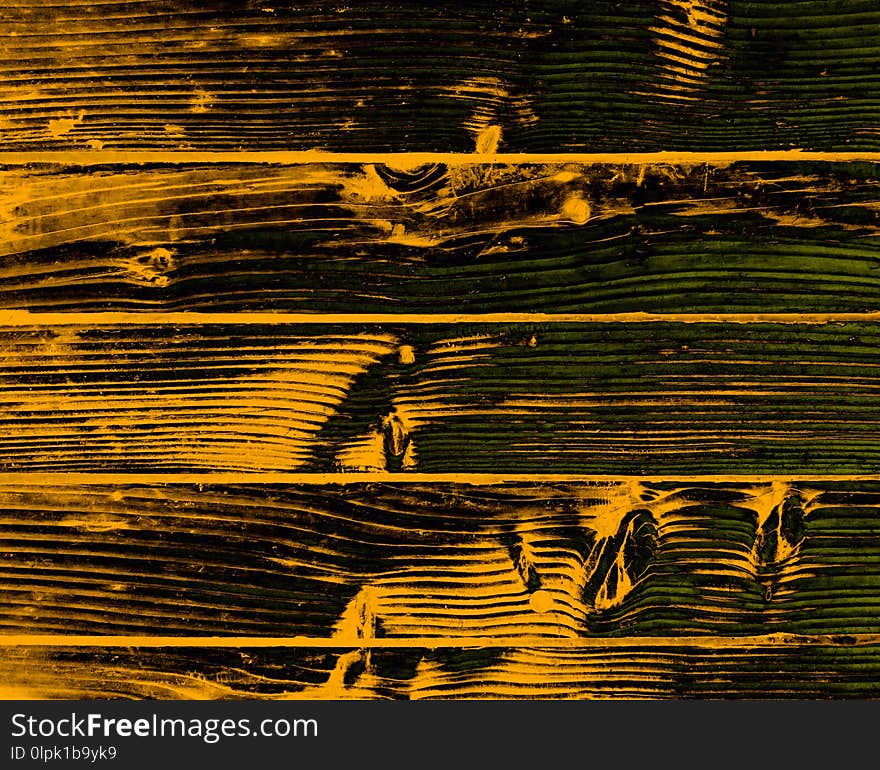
<box><xmin>1</xmin><ymin>311</ymin><xmax>880</xmax><ymax>326</ymax></box>
<box><xmin>0</xmin><ymin>634</ymin><xmax>876</xmax><ymax>649</ymax></box>
<box><xmin>1</xmin><ymin>151</ymin><xmax>879</xmax><ymax>167</ymax></box>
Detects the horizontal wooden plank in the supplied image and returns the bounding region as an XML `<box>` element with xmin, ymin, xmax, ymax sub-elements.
<box><xmin>4</xmin><ymin>641</ymin><xmax>880</xmax><ymax>698</ymax></box>
<box><xmin>1</xmin><ymin>321</ymin><xmax>880</xmax><ymax>473</ymax></box>
<box><xmin>2</xmin><ymin>160</ymin><xmax>880</xmax><ymax>313</ymax></box>
<box><xmin>4</xmin><ymin>481</ymin><xmax>880</xmax><ymax>639</ymax></box>
<box><xmin>1</xmin><ymin>0</ymin><xmax>878</xmax><ymax>153</ymax></box>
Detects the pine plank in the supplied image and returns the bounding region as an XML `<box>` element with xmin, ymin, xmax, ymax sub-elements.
<box><xmin>0</xmin><ymin>320</ymin><xmax>879</xmax><ymax>473</ymax></box>
<box><xmin>1</xmin><ymin>1</ymin><xmax>878</xmax><ymax>153</ymax></box>
<box><xmin>2</xmin><ymin>160</ymin><xmax>880</xmax><ymax>313</ymax></box>
<box><xmin>3</xmin><ymin>481</ymin><xmax>880</xmax><ymax>639</ymax></box>
<box><xmin>3</xmin><ymin>640</ymin><xmax>879</xmax><ymax>699</ymax></box>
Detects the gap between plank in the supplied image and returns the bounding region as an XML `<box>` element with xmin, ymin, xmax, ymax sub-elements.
<box><xmin>0</xmin><ymin>473</ymin><xmax>878</xmax><ymax>485</ymax></box>
<box><xmin>1</xmin><ymin>151</ymin><xmax>879</xmax><ymax>167</ymax></box>
<box><xmin>1</xmin><ymin>312</ymin><xmax>880</xmax><ymax>326</ymax></box>
<box><xmin>0</xmin><ymin>634</ymin><xmax>874</xmax><ymax>649</ymax></box>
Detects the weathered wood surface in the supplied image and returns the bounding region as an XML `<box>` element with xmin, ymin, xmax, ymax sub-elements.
<box><xmin>4</xmin><ymin>641</ymin><xmax>880</xmax><ymax>699</ymax></box>
<box><xmin>0</xmin><ymin>320</ymin><xmax>879</xmax><ymax>474</ymax></box>
<box><xmin>1</xmin><ymin>1</ymin><xmax>878</xmax><ymax>152</ymax></box>
<box><xmin>4</xmin><ymin>0</ymin><xmax>880</xmax><ymax>705</ymax></box>
<box><xmin>2</xmin><ymin>481</ymin><xmax>880</xmax><ymax>639</ymax></box>
<box><xmin>2</xmin><ymin>161</ymin><xmax>880</xmax><ymax>313</ymax></box>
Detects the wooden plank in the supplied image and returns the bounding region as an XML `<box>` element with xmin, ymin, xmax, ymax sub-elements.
<box><xmin>0</xmin><ymin>320</ymin><xmax>879</xmax><ymax>473</ymax></box>
<box><xmin>2</xmin><ymin>160</ymin><xmax>880</xmax><ymax>313</ymax></box>
<box><xmin>3</xmin><ymin>481</ymin><xmax>880</xmax><ymax>639</ymax></box>
<box><xmin>1</xmin><ymin>1</ymin><xmax>878</xmax><ymax>153</ymax></box>
<box><xmin>3</xmin><ymin>640</ymin><xmax>880</xmax><ymax>699</ymax></box>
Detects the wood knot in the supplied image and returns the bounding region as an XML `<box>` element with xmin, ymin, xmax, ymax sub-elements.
<box><xmin>380</xmin><ymin>413</ymin><xmax>410</xmax><ymax>471</ymax></box>
<box><xmin>753</xmin><ymin>492</ymin><xmax>807</xmax><ymax>569</ymax></box>
<box><xmin>583</xmin><ymin>508</ymin><xmax>658</xmax><ymax>611</ymax></box>
<box><xmin>507</xmin><ymin>540</ymin><xmax>541</xmax><ymax>593</ymax></box>
<box><xmin>127</xmin><ymin>247</ymin><xmax>177</xmax><ymax>287</ymax></box>
<box><xmin>751</xmin><ymin>488</ymin><xmax>808</xmax><ymax>604</ymax></box>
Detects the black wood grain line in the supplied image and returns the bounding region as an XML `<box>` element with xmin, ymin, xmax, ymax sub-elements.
<box><xmin>2</xmin><ymin>161</ymin><xmax>880</xmax><ymax>313</ymax></box>
<box><xmin>4</xmin><ymin>641</ymin><xmax>880</xmax><ymax>698</ymax></box>
<box><xmin>2</xmin><ymin>481</ymin><xmax>880</xmax><ymax>639</ymax></box>
<box><xmin>1</xmin><ymin>0</ymin><xmax>878</xmax><ymax>152</ymax></box>
<box><xmin>2</xmin><ymin>321</ymin><xmax>880</xmax><ymax>474</ymax></box>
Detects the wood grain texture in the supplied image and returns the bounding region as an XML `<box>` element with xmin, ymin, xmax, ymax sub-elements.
<box><xmin>4</xmin><ymin>641</ymin><xmax>880</xmax><ymax>699</ymax></box>
<box><xmin>1</xmin><ymin>0</ymin><xmax>878</xmax><ymax>153</ymax></box>
<box><xmin>2</xmin><ymin>160</ymin><xmax>880</xmax><ymax>313</ymax></box>
<box><xmin>3</xmin><ymin>481</ymin><xmax>880</xmax><ymax>640</ymax></box>
<box><xmin>1</xmin><ymin>320</ymin><xmax>880</xmax><ymax>474</ymax></box>
<box><xmin>5</xmin><ymin>0</ymin><xmax>880</xmax><ymax>704</ymax></box>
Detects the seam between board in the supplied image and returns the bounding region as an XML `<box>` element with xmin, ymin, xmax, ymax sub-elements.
<box><xmin>0</xmin><ymin>473</ymin><xmax>877</xmax><ymax>485</ymax></box>
<box><xmin>0</xmin><ymin>634</ymin><xmax>875</xmax><ymax>649</ymax></box>
<box><xmin>1</xmin><ymin>312</ymin><xmax>880</xmax><ymax>326</ymax></box>
<box><xmin>1</xmin><ymin>151</ymin><xmax>880</xmax><ymax>166</ymax></box>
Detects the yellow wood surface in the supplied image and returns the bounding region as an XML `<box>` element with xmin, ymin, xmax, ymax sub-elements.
<box><xmin>2</xmin><ymin>0</ymin><xmax>880</xmax><ymax>699</ymax></box>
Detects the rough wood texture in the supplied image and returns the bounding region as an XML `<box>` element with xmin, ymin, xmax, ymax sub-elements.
<box><xmin>4</xmin><ymin>641</ymin><xmax>880</xmax><ymax>699</ymax></box>
<box><xmin>1</xmin><ymin>0</ymin><xmax>878</xmax><ymax>152</ymax></box>
<box><xmin>3</xmin><ymin>481</ymin><xmax>880</xmax><ymax>640</ymax></box>
<box><xmin>4</xmin><ymin>0</ymin><xmax>880</xmax><ymax>703</ymax></box>
<box><xmin>0</xmin><ymin>320</ymin><xmax>879</xmax><ymax>474</ymax></box>
<box><xmin>2</xmin><ymin>160</ymin><xmax>880</xmax><ymax>313</ymax></box>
